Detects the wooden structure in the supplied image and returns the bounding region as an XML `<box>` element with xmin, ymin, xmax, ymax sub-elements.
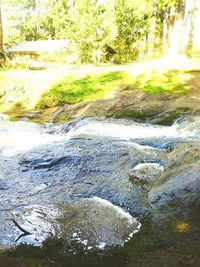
<box><xmin>8</xmin><ymin>40</ymin><xmax>68</xmax><ymax>58</ymax></box>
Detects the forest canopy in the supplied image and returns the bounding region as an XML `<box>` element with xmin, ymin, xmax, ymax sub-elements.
<box><xmin>1</xmin><ymin>0</ymin><xmax>200</xmax><ymax>63</ymax></box>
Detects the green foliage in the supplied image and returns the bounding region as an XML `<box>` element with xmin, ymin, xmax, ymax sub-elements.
<box><xmin>156</xmin><ymin>110</ymin><xmax>181</xmax><ymax>125</ymax></box>
<box><xmin>113</xmin><ymin>0</ymin><xmax>152</xmax><ymax>62</ymax></box>
<box><xmin>69</xmin><ymin>0</ymin><xmax>109</xmax><ymax>63</ymax></box>
<box><xmin>5</xmin><ymin>101</ymin><xmax>28</xmax><ymax>121</ymax></box>
<box><xmin>0</xmin><ymin>51</ymin><xmax>10</xmax><ymax>67</ymax></box>
<box><xmin>41</xmin><ymin>0</ymin><xmax>72</xmax><ymax>40</ymax></box>
<box><xmin>37</xmin><ymin>71</ymin><xmax>127</xmax><ymax>108</ymax></box>
<box><xmin>117</xmin><ymin>109</ymin><xmax>158</xmax><ymax>120</ymax></box>
<box><xmin>3</xmin><ymin>0</ymin><xmax>188</xmax><ymax>63</ymax></box>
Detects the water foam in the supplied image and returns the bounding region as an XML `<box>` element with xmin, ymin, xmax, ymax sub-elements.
<box><xmin>1</xmin><ymin>117</ymin><xmax>200</xmax><ymax>156</ymax></box>
<box><xmin>0</xmin><ymin>121</ymin><xmax>67</xmax><ymax>156</ymax></box>
<box><xmin>65</xmin><ymin>117</ymin><xmax>200</xmax><ymax>141</ymax></box>
<box><xmin>133</xmin><ymin>163</ymin><xmax>164</xmax><ymax>172</ymax></box>
<box><xmin>91</xmin><ymin>196</ymin><xmax>139</xmax><ymax>225</ymax></box>
<box><xmin>68</xmin><ymin>120</ymin><xmax>179</xmax><ymax>140</ymax></box>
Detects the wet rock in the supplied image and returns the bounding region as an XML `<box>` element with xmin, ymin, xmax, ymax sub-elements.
<box><xmin>0</xmin><ymin>180</ymin><xmax>9</xmax><ymax>190</ymax></box>
<box><xmin>128</xmin><ymin>163</ymin><xmax>164</xmax><ymax>185</ymax></box>
<box><xmin>13</xmin><ymin>199</ymin><xmax>141</xmax><ymax>247</ymax></box>
<box><xmin>26</xmin><ymin>110</ymin><xmax>41</xmax><ymax>119</ymax></box>
<box><xmin>166</xmin><ymin>143</ymin><xmax>200</xmax><ymax>167</ymax></box>
<box><xmin>45</xmin><ymin>117</ymin><xmax>88</xmax><ymax>134</ymax></box>
<box><xmin>18</xmin><ymin>137</ymin><xmax>163</xmax><ymax>216</ymax></box>
<box><xmin>153</xmin><ymin>143</ymin><xmax>200</xmax><ymax>187</ymax></box>
<box><xmin>1</xmin><ymin>117</ymin><xmax>200</xmax><ymax>247</ymax></box>
<box><xmin>148</xmin><ymin>163</ymin><xmax>200</xmax><ymax>208</ymax></box>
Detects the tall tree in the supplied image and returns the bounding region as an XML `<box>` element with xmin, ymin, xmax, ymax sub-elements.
<box><xmin>0</xmin><ymin>5</ymin><xmax>3</xmax><ymax>51</ymax></box>
<box><xmin>113</xmin><ymin>0</ymin><xmax>153</xmax><ymax>62</ymax></box>
<box><xmin>3</xmin><ymin>0</ymin><xmax>200</xmax><ymax>62</ymax></box>
<box><xmin>71</xmin><ymin>0</ymin><xmax>108</xmax><ymax>63</ymax></box>
<box><xmin>41</xmin><ymin>0</ymin><xmax>71</xmax><ymax>39</ymax></box>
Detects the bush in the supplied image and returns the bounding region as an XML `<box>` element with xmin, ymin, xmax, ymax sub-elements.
<box><xmin>0</xmin><ymin>51</ymin><xmax>11</xmax><ymax>68</ymax></box>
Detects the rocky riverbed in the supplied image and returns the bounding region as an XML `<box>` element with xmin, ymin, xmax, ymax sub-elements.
<box><xmin>0</xmin><ymin>116</ymin><xmax>200</xmax><ymax>253</ymax></box>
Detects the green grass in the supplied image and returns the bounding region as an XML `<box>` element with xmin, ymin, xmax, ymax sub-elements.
<box><xmin>134</xmin><ymin>70</ymin><xmax>188</xmax><ymax>94</ymax></box>
<box><xmin>36</xmin><ymin>71</ymin><xmax>127</xmax><ymax>108</ymax></box>
<box><xmin>116</xmin><ymin>109</ymin><xmax>158</xmax><ymax>120</ymax></box>
<box><xmin>0</xmin><ymin>67</ymin><xmax>190</xmax><ymax>123</ymax></box>
<box><xmin>36</xmin><ymin>69</ymin><xmax>188</xmax><ymax>109</ymax></box>
<box><xmin>3</xmin><ymin>101</ymin><xmax>28</xmax><ymax>121</ymax></box>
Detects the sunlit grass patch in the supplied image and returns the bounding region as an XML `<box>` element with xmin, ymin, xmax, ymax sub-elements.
<box><xmin>36</xmin><ymin>71</ymin><xmax>127</xmax><ymax>108</ymax></box>
<box><xmin>36</xmin><ymin>69</ymin><xmax>189</xmax><ymax>109</ymax></box>
<box><xmin>0</xmin><ymin>67</ymin><xmax>191</xmax><ymax>119</ymax></box>
<box><xmin>133</xmin><ymin>70</ymin><xmax>189</xmax><ymax>94</ymax></box>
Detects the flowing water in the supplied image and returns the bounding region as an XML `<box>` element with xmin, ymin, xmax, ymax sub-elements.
<box><xmin>0</xmin><ymin>116</ymin><xmax>200</xmax><ymax>250</ymax></box>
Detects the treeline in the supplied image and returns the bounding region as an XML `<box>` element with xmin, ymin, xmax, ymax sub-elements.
<box><xmin>2</xmin><ymin>0</ymin><xmax>200</xmax><ymax>63</ymax></box>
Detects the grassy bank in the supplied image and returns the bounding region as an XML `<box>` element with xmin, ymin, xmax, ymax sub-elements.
<box><xmin>36</xmin><ymin>70</ymin><xmax>188</xmax><ymax>109</ymax></box>
<box><xmin>0</xmin><ymin>61</ymin><xmax>198</xmax><ymax>122</ymax></box>
<box><xmin>36</xmin><ymin>71</ymin><xmax>127</xmax><ymax>108</ymax></box>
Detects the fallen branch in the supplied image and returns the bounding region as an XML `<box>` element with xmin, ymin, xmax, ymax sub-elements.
<box><xmin>44</xmin><ymin>255</ymin><xmax>56</xmax><ymax>264</ymax></box>
<box><xmin>11</xmin><ymin>216</ymin><xmax>31</xmax><ymax>235</ymax></box>
<box><xmin>14</xmin><ymin>233</ymin><xmax>29</xmax><ymax>242</ymax></box>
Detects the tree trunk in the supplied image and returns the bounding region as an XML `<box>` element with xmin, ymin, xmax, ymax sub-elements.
<box><xmin>192</xmin><ymin>0</ymin><xmax>200</xmax><ymax>51</ymax></box>
<box><xmin>179</xmin><ymin>0</ymin><xmax>194</xmax><ymax>53</ymax></box>
<box><xmin>0</xmin><ymin>6</ymin><xmax>3</xmax><ymax>51</ymax></box>
<box><xmin>163</xmin><ymin>0</ymin><xmax>200</xmax><ymax>56</ymax></box>
<box><xmin>167</xmin><ymin>2</ymin><xmax>185</xmax><ymax>56</ymax></box>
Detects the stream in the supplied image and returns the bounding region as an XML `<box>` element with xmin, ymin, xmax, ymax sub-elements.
<box><xmin>0</xmin><ymin>116</ymin><xmax>200</xmax><ymax>250</ymax></box>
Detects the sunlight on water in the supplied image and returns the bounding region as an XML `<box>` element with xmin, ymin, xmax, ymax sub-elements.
<box><xmin>0</xmin><ymin>117</ymin><xmax>200</xmax><ymax>156</ymax></box>
<box><xmin>133</xmin><ymin>163</ymin><xmax>164</xmax><ymax>171</ymax></box>
<box><xmin>67</xmin><ymin>118</ymin><xmax>200</xmax><ymax>140</ymax></box>
<box><xmin>15</xmin><ymin>198</ymin><xmax>141</xmax><ymax>248</ymax></box>
<box><xmin>0</xmin><ymin>121</ymin><xmax>67</xmax><ymax>156</ymax></box>
<box><xmin>91</xmin><ymin>196</ymin><xmax>139</xmax><ymax>225</ymax></box>
<box><xmin>68</xmin><ymin>121</ymin><xmax>178</xmax><ymax>139</ymax></box>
